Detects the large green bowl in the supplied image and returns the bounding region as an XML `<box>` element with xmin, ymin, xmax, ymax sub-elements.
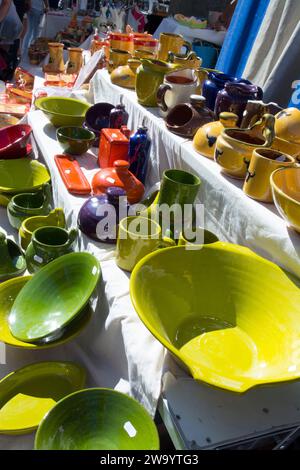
<box><xmin>9</xmin><ymin>252</ymin><xmax>101</xmax><ymax>343</ymax></box>
<box><xmin>0</xmin><ymin>361</ymin><xmax>85</xmax><ymax>435</ymax></box>
<box><xmin>0</xmin><ymin>159</ymin><xmax>50</xmax><ymax>196</ymax></box>
<box><xmin>35</xmin><ymin>388</ymin><xmax>159</xmax><ymax>450</ymax></box>
<box><xmin>35</xmin><ymin>97</ymin><xmax>90</xmax><ymax>128</ymax></box>
<box><xmin>130</xmin><ymin>242</ymin><xmax>300</xmax><ymax>393</ymax></box>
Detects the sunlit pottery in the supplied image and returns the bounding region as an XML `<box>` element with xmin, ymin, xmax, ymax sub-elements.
<box><xmin>168</xmin><ymin>51</ymin><xmax>202</xmax><ymax>70</ymax></box>
<box><xmin>19</xmin><ymin>208</ymin><xmax>66</xmax><ymax>251</ymax></box>
<box><xmin>109</xmin><ymin>32</ymin><xmax>134</xmax><ymax>53</ymax></box>
<box><xmin>35</xmin><ymin>97</ymin><xmax>90</xmax><ymax>128</ymax></box>
<box><xmin>157</xmin><ymin>33</ymin><xmax>192</xmax><ymax>62</ymax></box>
<box><xmin>270</xmin><ymin>166</ymin><xmax>300</xmax><ymax>233</ymax></box>
<box><xmin>110</xmin><ymin>59</ymin><xmax>141</xmax><ymax>89</ymax></box>
<box><xmin>275</xmin><ymin>108</ymin><xmax>300</xmax><ymax>144</ymax></box>
<box><xmin>108</xmin><ymin>48</ymin><xmax>132</xmax><ymax>74</ymax></box>
<box><xmin>7</xmin><ymin>184</ymin><xmax>52</xmax><ymax>229</ymax></box>
<box><xmin>0</xmin><ymin>231</ymin><xmax>26</xmax><ymax>282</ymax></box>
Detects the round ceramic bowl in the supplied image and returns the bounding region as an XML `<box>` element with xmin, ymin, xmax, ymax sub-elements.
<box><xmin>84</xmin><ymin>102</ymin><xmax>115</xmax><ymax>146</ymax></box>
<box><xmin>0</xmin><ymin>124</ymin><xmax>32</xmax><ymax>159</ymax></box>
<box><xmin>56</xmin><ymin>126</ymin><xmax>95</xmax><ymax>155</ymax></box>
<box><xmin>35</xmin><ymin>388</ymin><xmax>159</xmax><ymax>450</ymax></box>
<box><xmin>130</xmin><ymin>242</ymin><xmax>300</xmax><ymax>393</ymax></box>
<box><xmin>35</xmin><ymin>97</ymin><xmax>90</xmax><ymax>128</ymax></box>
<box><xmin>270</xmin><ymin>166</ymin><xmax>300</xmax><ymax>232</ymax></box>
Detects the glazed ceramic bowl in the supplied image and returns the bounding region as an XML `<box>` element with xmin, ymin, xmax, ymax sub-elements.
<box><xmin>0</xmin><ymin>232</ymin><xmax>26</xmax><ymax>281</ymax></box>
<box><xmin>0</xmin><ymin>361</ymin><xmax>85</xmax><ymax>434</ymax></box>
<box><xmin>0</xmin><ymin>276</ymin><xmax>93</xmax><ymax>349</ymax></box>
<box><xmin>19</xmin><ymin>208</ymin><xmax>66</xmax><ymax>251</ymax></box>
<box><xmin>35</xmin><ymin>388</ymin><xmax>159</xmax><ymax>450</ymax></box>
<box><xmin>131</xmin><ymin>242</ymin><xmax>300</xmax><ymax>393</ymax></box>
<box><xmin>270</xmin><ymin>166</ymin><xmax>300</xmax><ymax>232</ymax></box>
<box><xmin>56</xmin><ymin>126</ymin><xmax>95</xmax><ymax>155</ymax></box>
<box><xmin>0</xmin><ymin>159</ymin><xmax>50</xmax><ymax>199</ymax></box>
<box><xmin>9</xmin><ymin>252</ymin><xmax>101</xmax><ymax>343</ymax></box>
<box><xmin>7</xmin><ymin>186</ymin><xmax>52</xmax><ymax>229</ymax></box>
<box><xmin>0</xmin><ymin>124</ymin><xmax>31</xmax><ymax>159</ymax></box>
<box><xmin>84</xmin><ymin>102</ymin><xmax>115</xmax><ymax>146</ymax></box>
<box><xmin>35</xmin><ymin>97</ymin><xmax>90</xmax><ymax>127</ymax></box>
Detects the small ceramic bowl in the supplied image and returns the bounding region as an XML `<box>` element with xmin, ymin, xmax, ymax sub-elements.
<box><xmin>35</xmin><ymin>388</ymin><xmax>159</xmax><ymax>450</ymax></box>
<box><xmin>83</xmin><ymin>102</ymin><xmax>115</xmax><ymax>146</ymax></box>
<box><xmin>35</xmin><ymin>97</ymin><xmax>90</xmax><ymax>127</ymax></box>
<box><xmin>0</xmin><ymin>124</ymin><xmax>32</xmax><ymax>159</ymax></box>
<box><xmin>56</xmin><ymin>127</ymin><xmax>95</xmax><ymax>155</ymax></box>
<box><xmin>270</xmin><ymin>166</ymin><xmax>300</xmax><ymax>232</ymax></box>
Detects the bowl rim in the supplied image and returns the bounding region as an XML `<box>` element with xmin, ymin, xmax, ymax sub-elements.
<box><xmin>56</xmin><ymin>126</ymin><xmax>95</xmax><ymax>142</ymax></box>
<box><xmin>0</xmin><ymin>159</ymin><xmax>50</xmax><ymax>193</ymax></box>
<box><xmin>270</xmin><ymin>166</ymin><xmax>300</xmax><ymax>207</ymax></box>
<box><xmin>35</xmin><ymin>96</ymin><xmax>90</xmax><ymax>118</ymax></box>
<box><xmin>0</xmin><ymin>124</ymin><xmax>32</xmax><ymax>154</ymax></box>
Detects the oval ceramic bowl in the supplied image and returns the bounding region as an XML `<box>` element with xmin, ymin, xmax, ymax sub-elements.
<box><xmin>9</xmin><ymin>252</ymin><xmax>101</xmax><ymax>343</ymax></box>
<box><xmin>270</xmin><ymin>166</ymin><xmax>300</xmax><ymax>233</ymax></box>
<box><xmin>0</xmin><ymin>159</ymin><xmax>50</xmax><ymax>195</ymax></box>
<box><xmin>0</xmin><ymin>124</ymin><xmax>32</xmax><ymax>159</ymax></box>
<box><xmin>35</xmin><ymin>97</ymin><xmax>90</xmax><ymax>128</ymax></box>
<box><xmin>130</xmin><ymin>243</ymin><xmax>300</xmax><ymax>393</ymax></box>
<box><xmin>0</xmin><ymin>361</ymin><xmax>85</xmax><ymax>434</ymax></box>
<box><xmin>35</xmin><ymin>388</ymin><xmax>159</xmax><ymax>450</ymax></box>
<box><xmin>0</xmin><ymin>276</ymin><xmax>93</xmax><ymax>349</ymax></box>
<box><xmin>56</xmin><ymin>126</ymin><xmax>95</xmax><ymax>155</ymax></box>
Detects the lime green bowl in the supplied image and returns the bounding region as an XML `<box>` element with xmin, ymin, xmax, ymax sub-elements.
<box><xmin>35</xmin><ymin>97</ymin><xmax>90</xmax><ymax>128</ymax></box>
<box><xmin>35</xmin><ymin>388</ymin><xmax>160</xmax><ymax>450</ymax></box>
<box><xmin>130</xmin><ymin>242</ymin><xmax>300</xmax><ymax>393</ymax></box>
<box><xmin>0</xmin><ymin>159</ymin><xmax>50</xmax><ymax>195</ymax></box>
<box><xmin>56</xmin><ymin>126</ymin><xmax>95</xmax><ymax>155</ymax></box>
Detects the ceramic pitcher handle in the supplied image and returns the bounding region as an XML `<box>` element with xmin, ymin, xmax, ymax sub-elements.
<box><xmin>157</xmin><ymin>83</ymin><xmax>172</xmax><ymax>113</ymax></box>
<box><xmin>68</xmin><ymin>228</ymin><xmax>78</xmax><ymax>245</ymax></box>
<box><xmin>182</xmin><ymin>40</ymin><xmax>192</xmax><ymax>56</ymax></box>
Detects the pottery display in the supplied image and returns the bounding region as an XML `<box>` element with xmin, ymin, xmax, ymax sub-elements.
<box><xmin>110</xmin><ymin>59</ymin><xmax>141</xmax><ymax>89</ymax></box>
<box><xmin>215</xmin><ymin>114</ymin><xmax>275</xmax><ymax>179</ymax></box>
<box><xmin>35</xmin><ymin>96</ymin><xmax>90</xmax><ymax>127</ymax></box>
<box><xmin>193</xmin><ymin>112</ymin><xmax>239</xmax><ymax>159</ymax></box>
<box><xmin>130</xmin><ymin>242</ymin><xmax>300</xmax><ymax>392</ymax></box>
<box><xmin>19</xmin><ymin>208</ymin><xmax>66</xmax><ymax>251</ymax></box>
<box><xmin>98</xmin><ymin>129</ymin><xmax>129</xmax><ymax>169</ymax></box>
<box><xmin>78</xmin><ymin>187</ymin><xmax>129</xmax><ymax>243</ymax></box>
<box><xmin>157</xmin><ymin>33</ymin><xmax>192</xmax><ymax>62</ymax></box>
<box><xmin>178</xmin><ymin>227</ymin><xmax>219</xmax><ymax>246</ymax></box>
<box><xmin>196</xmin><ymin>68</ymin><xmax>221</xmax><ymax>94</ymax></box>
<box><xmin>157</xmin><ymin>68</ymin><xmax>199</xmax><ymax>117</ymax></box>
<box><xmin>35</xmin><ymin>388</ymin><xmax>159</xmax><ymax>450</ymax></box>
<box><xmin>275</xmin><ymin>108</ymin><xmax>300</xmax><ymax>144</ymax></box>
<box><xmin>136</xmin><ymin>59</ymin><xmax>177</xmax><ymax>107</ymax></box>
<box><xmin>25</xmin><ymin>226</ymin><xmax>78</xmax><ymax>273</ymax></box>
<box><xmin>7</xmin><ymin>184</ymin><xmax>52</xmax><ymax>229</ymax></box>
<box><xmin>54</xmin><ymin>154</ymin><xmax>91</xmax><ymax>195</ymax></box>
<box><xmin>168</xmin><ymin>50</ymin><xmax>202</xmax><ymax>70</ymax></box>
<box><xmin>109</xmin><ymin>32</ymin><xmax>134</xmax><ymax>53</ymax></box>
<box><xmin>83</xmin><ymin>102</ymin><xmax>115</xmax><ymax>147</ymax></box>
<box><xmin>214</xmin><ymin>82</ymin><xmax>263</xmax><ymax>125</ymax></box>
<box><xmin>0</xmin><ymin>231</ymin><xmax>26</xmax><ymax>281</ymax></box>
<box><xmin>133</xmin><ymin>49</ymin><xmax>155</xmax><ymax>60</ymax></box>
<box><xmin>270</xmin><ymin>167</ymin><xmax>300</xmax><ymax>233</ymax></box>
<box><xmin>0</xmin><ymin>362</ymin><xmax>85</xmax><ymax>434</ymax></box>
<box><xmin>56</xmin><ymin>126</ymin><xmax>95</xmax><ymax>155</ymax></box>
<box><xmin>0</xmin><ymin>124</ymin><xmax>32</xmax><ymax>159</ymax></box>
<box><xmin>0</xmin><ymin>276</ymin><xmax>93</xmax><ymax>349</ymax></box>
<box><xmin>128</xmin><ymin>125</ymin><xmax>151</xmax><ymax>185</ymax></box>
<box><xmin>165</xmin><ymin>95</ymin><xmax>214</xmax><ymax>138</ymax></box>
<box><xmin>243</xmin><ymin>148</ymin><xmax>295</xmax><ymax>203</ymax></box>
<box><xmin>133</xmin><ymin>37</ymin><xmax>158</xmax><ymax>55</ymax></box>
<box><xmin>66</xmin><ymin>48</ymin><xmax>83</xmax><ymax>74</ymax></box>
<box><xmin>108</xmin><ymin>99</ymin><xmax>129</xmax><ymax>129</ymax></box>
<box><xmin>202</xmin><ymin>72</ymin><xmax>249</xmax><ymax>111</ymax></box>
<box><xmin>9</xmin><ymin>252</ymin><xmax>101</xmax><ymax>343</ymax></box>
<box><xmin>43</xmin><ymin>43</ymin><xmax>64</xmax><ymax>74</ymax></box>
<box><xmin>92</xmin><ymin>160</ymin><xmax>144</xmax><ymax>204</ymax></box>
<box><xmin>108</xmin><ymin>48</ymin><xmax>132</xmax><ymax>74</ymax></box>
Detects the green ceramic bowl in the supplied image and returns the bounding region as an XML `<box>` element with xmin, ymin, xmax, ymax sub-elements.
<box><xmin>0</xmin><ymin>233</ymin><xmax>26</xmax><ymax>282</ymax></box>
<box><xmin>0</xmin><ymin>276</ymin><xmax>93</xmax><ymax>349</ymax></box>
<box><xmin>35</xmin><ymin>97</ymin><xmax>90</xmax><ymax>128</ymax></box>
<box><xmin>9</xmin><ymin>252</ymin><xmax>101</xmax><ymax>343</ymax></box>
<box><xmin>0</xmin><ymin>361</ymin><xmax>85</xmax><ymax>435</ymax></box>
<box><xmin>56</xmin><ymin>126</ymin><xmax>95</xmax><ymax>155</ymax></box>
<box><xmin>35</xmin><ymin>388</ymin><xmax>160</xmax><ymax>450</ymax></box>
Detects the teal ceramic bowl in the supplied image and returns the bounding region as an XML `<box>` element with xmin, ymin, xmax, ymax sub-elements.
<box><xmin>8</xmin><ymin>252</ymin><xmax>101</xmax><ymax>343</ymax></box>
<box><xmin>35</xmin><ymin>388</ymin><xmax>160</xmax><ymax>450</ymax></box>
<box><xmin>35</xmin><ymin>97</ymin><xmax>90</xmax><ymax>128</ymax></box>
<box><xmin>56</xmin><ymin>126</ymin><xmax>95</xmax><ymax>155</ymax></box>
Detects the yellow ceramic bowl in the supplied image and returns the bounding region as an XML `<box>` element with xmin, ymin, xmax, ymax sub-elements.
<box><xmin>270</xmin><ymin>166</ymin><xmax>300</xmax><ymax>233</ymax></box>
<box><xmin>130</xmin><ymin>242</ymin><xmax>300</xmax><ymax>392</ymax></box>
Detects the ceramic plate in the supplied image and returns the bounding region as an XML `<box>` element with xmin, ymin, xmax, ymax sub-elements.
<box><xmin>35</xmin><ymin>388</ymin><xmax>160</xmax><ymax>450</ymax></box>
<box><xmin>0</xmin><ymin>276</ymin><xmax>93</xmax><ymax>349</ymax></box>
<box><xmin>9</xmin><ymin>253</ymin><xmax>100</xmax><ymax>343</ymax></box>
<box><xmin>0</xmin><ymin>361</ymin><xmax>85</xmax><ymax>434</ymax></box>
<box><xmin>0</xmin><ymin>159</ymin><xmax>50</xmax><ymax>194</ymax></box>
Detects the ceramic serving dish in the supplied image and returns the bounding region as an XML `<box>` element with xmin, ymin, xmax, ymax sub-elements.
<box><xmin>19</xmin><ymin>208</ymin><xmax>66</xmax><ymax>251</ymax></box>
<box><xmin>0</xmin><ymin>276</ymin><xmax>93</xmax><ymax>349</ymax></box>
<box><xmin>0</xmin><ymin>232</ymin><xmax>26</xmax><ymax>281</ymax></box>
<box><xmin>130</xmin><ymin>242</ymin><xmax>300</xmax><ymax>393</ymax></box>
<box><xmin>9</xmin><ymin>252</ymin><xmax>101</xmax><ymax>343</ymax></box>
<box><xmin>35</xmin><ymin>388</ymin><xmax>159</xmax><ymax>450</ymax></box>
<box><xmin>35</xmin><ymin>97</ymin><xmax>90</xmax><ymax>127</ymax></box>
<box><xmin>83</xmin><ymin>102</ymin><xmax>115</xmax><ymax>146</ymax></box>
<box><xmin>270</xmin><ymin>166</ymin><xmax>300</xmax><ymax>233</ymax></box>
<box><xmin>0</xmin><ymin>124</ymin><xmax>32</xmax><ymax>159</ymax></box>
<box><xmin>56</xmin><ymin>126</ymin><xmax>95</xmax><ymax>155</ymax></box>
<box><xmin>0</xmin><ymin>361</ymin><xmax>85</xmax><ymax>434</ymax></box>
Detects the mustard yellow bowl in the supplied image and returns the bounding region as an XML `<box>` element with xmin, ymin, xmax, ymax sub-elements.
<box><xmin>130</xmin><ymin>242</ymin><xmax>300</xmax><ymax>392</ymax></box>
<box><xmin>271</xmin><ymin>166</ymin><xmax>300</xmax><ymax>233</ymax></box>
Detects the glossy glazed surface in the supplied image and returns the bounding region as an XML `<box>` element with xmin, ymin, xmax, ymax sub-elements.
<box><xmin>0</xmin><ymin>233</ymin><xmax>26</xmax><ymax>281</ymax></box>
<box><xmin>9</xmin><ymin>252</ymin><xmax>101</xmax><ymax>343</ymax></box>
<box><xmin>0</xmin><ymin>159</ymin><xmax>50</xmax><ymax>194</ymax></box>
<box><xmin>275</xmin><ymin>108</ymin><xmax>300</xmax><ymax>144</ymax></box>
<box><xmin>130</xmin><ymin>243</ymin><xmax>300</xmax><ymax>392</ymax></box>
<box><xmin>19</xmin><ymin>208</ymin><xmax>66</xmax><ymax>251</ymax></box>
<box><xmin>35</xmin><ymin>388</ymin><xmax>159</xmax><ymax>450</ymax></box>
<box><xmin>56</xmin><ymin>127</ymin><xmax>95</xmax><ymax>155</ymax></box>
<box><xmin>0</xmin><ymin>361</ymin><xmax>85</xmax><ymax>434</ymax></box>
<box><xmin>110</xmin><ymin>60</ymin><xmax>141</xmax><ymax>89</ymax></box>
<box><xmin>35</xmin><ymin>97</ymin><xmax>90</xmax><ymax>127</ymax></box>
<box><xmin>157</xmin><ymin>33</ymin><xmax>191</xmax><ymax>62</ymax></box>
<box><xmin>7</xmin><ymin>185</ymin><xmax>52</xmax><ymax>229</ymax></box>
<box><xmin>84</xmin><ymin>102</ymin><xmax>115</xmax><ymax>146</ymax></box>
<box><xmin>54</xmin><ymin>154</ymin><xmax>91</xmax><ymax>195</ymax></box>
<box><xmin>271</xmin><ymin>167</ymin><xmax>300</xmax><ymax>232</ymax></box>
<box><xmin>136</xmin><ymin>59</ymin><xmax>177</xmax><ymax>107</ymax></box>
<box><xmin>0</xmin><ymin>124</ymin><xmax>32</xmax><ymax>159</ymax></box>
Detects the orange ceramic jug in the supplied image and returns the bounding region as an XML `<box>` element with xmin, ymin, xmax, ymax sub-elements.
<box><xmin>92</xmin><ymin>160</ymin><xmax>144</xmax><ymax>204</ymax></box>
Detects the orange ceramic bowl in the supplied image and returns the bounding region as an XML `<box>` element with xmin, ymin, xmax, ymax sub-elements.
<box><xmin>270</xmin><ymin>166</ymin><xmax>300</xmax><ymax>232</ymax></box>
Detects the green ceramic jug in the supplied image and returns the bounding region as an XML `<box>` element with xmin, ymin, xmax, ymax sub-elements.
<box><xmin>7</xmin><ymin>184</ymin><xmax>52</xmax><ymax>230</ymax></box>
<box><xmin>0</xmin><ymin>231</ymin><xmax>26</xmax><ymax>281</ymax></box>
<box><xmin>25</xmin><ymin>226</ymin><xmax>78</xmax><ymax>273</ymax></box>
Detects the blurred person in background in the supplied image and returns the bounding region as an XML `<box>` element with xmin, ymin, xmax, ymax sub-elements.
<box><xmin>22</xmin><ymin>0</ymin><xmax>49</xmax><ymax>56</ymax></box>
<box><xmin>0</xmin><ymin>0</ymin><xmax>23</xmax><ymax>79</ymax></box>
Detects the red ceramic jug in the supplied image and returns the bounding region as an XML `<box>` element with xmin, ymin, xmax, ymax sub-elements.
<box><xmin>92</xmin><ymin>160</ymin><xmax>145</xmax><ymax>204</ymax></box>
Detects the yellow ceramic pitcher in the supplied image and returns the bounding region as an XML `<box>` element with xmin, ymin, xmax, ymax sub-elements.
<box><xmin>157</xmin><ymin>33</ymin><xmax>192</xmax><ymax>62</ymax></box>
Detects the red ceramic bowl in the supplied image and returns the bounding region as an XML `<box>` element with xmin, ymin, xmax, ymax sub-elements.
<box><xmin>0</xmin><ymin>124</ymin><xmax>32</xmax><ymax>159</ymax></box>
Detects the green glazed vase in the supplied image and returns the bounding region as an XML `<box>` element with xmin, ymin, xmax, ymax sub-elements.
<box><xmin>136</xmin><ymin>59</ymin><xmax>178</xmax><ymax>107</ymax></box>
<box><xmin>25</xmin><ymin>226</ymin><xmax>78</xmax><ymax>273</ymax></box>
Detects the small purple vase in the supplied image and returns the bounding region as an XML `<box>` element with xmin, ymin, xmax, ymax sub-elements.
<box><xmin>78</xmin><ymin>187</ymin><xmax>129</xmax><ymax>243</ymax></box>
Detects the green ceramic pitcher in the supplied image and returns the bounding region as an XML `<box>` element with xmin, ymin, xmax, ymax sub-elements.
<box><xmin>25</xmin><ymin>226</ymin><xmax>78</xmax><ymax>273</ymax></box>
<box><xmin>136</xmin><ymin>59</ymin><xmax>178</xmax><ymax>107</ymax></box>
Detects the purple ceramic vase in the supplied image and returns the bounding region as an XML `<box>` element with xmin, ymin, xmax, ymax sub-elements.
<box><xmin>78</xmin><ymin>187</ymin><xmax>129</xmax><ymax>243</ymax></box>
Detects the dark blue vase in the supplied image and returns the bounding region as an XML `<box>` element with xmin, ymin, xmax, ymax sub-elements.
<box><xmin>202</xmin><ymin>72</ymin><xmax>249</xmax><ymax>111</ymax></box>
<box><xmin>128</xmin><ymin>126</ymin><xmax>151</xmax><ymax>185</ymax></box>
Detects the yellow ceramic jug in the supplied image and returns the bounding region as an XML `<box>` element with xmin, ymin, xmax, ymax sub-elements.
<box><xmin>168</xmin><ymin>51</ymin><xmax>202</xmax><ymax>70</ymax></box>
<box><xmin>157</xmin><ymin>33</ymin><xmax>192</xmax><ymax>62</ymax></box>
<box><xmin>110</xmin><ymin>59</ymin><xmax>141</xmax><ymax>89</ymax></box>
<box><xmin>43</xmin><ymin>42</ymin><xmax>65</xmax><ymax>74</ymax></box>
<box><xmin>108</xmin><ymin>49</ymin><xmax>132</xmax><ymax>74</ymax></box>
<box><xmin>66</xmin><ymin>48</ymin><xmax>83</xmax><ymax>74</ymax></box>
